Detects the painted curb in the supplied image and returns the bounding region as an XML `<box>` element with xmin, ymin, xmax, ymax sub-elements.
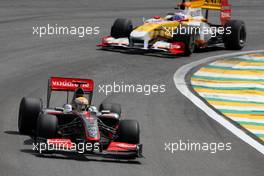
<box><xmin>174</xmin><ymin>50</ymin><xmax>264</xmax><ymax>155</ymax></box>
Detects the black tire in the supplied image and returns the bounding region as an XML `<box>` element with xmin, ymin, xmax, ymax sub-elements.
<box><xmin>111</xmin><ymin>18</ymin><xmax>133</xmax><ymax>38</ymax></box>
<box><xmin>223</xmin><ymin>20</ymin><xmax>246</xmax><ymax>50</ymax></box>
<box><xmin>173</xmin><ymin>32</ymin><xmax>195</xmax><ymax>56</ymax></box>
<box><xmin>99</xmin><ymin>102</ymin><xmax>121</xmax><ymax>116</ymax></box>
<box><xmin>18</xmin><ymin>97</ymin><xmax>42</xmax><ymax>135</ymax></box>
<box><xmin>37</xmin><ymin>114</ymin><xmax>58</xmax><ymax>138</ymax></box>
<box><xmin>117</xmin><ymin>120</ymin><xmax>140</xmax><ymax>144</ymax></box>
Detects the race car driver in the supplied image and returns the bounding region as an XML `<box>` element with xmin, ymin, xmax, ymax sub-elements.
<box><xmin>72</xmin><ymin>97</ymin><xmax>89</xmax><ymax>112</ymax></box>
<box><xmin>63</xmin><ymin>96</ymin><xmax>98</xmax><ymax>114</ymax></box>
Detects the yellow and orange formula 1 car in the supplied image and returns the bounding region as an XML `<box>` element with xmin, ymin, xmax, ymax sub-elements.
<box><xmin>97</xmin><ymin>0</ymin><xmax>246</xmax><ymax>56</ymax></box>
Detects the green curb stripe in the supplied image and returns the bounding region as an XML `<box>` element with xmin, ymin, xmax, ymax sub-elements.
<box><xmin>237</xmin><ymin>121</ymin><xmax>264</xmax><ymax>126</ymax></box>
<box><xmin>204</xmin><ymin>97</ymin><xmax>264</xmax><ymax>105</ymax></box>
<box><xmin>229</xmin><ymin>58</ymin><xmax>264</xmax><ymax>63</ymax></box>
<box><xmin>192</xmin><ymin>75</ymin><xmax>264</xmax><ymax>82</ymax></box>
<box><xmin>192</xmin><ymin>85</ymin><xmax>264</xmax><ymax>92</ymax></box>
<box><xmin>219</xmin><ymin>109</ymin><xmax>264</xmax><ymax>114</ymax></box>
<box><xmin>205</xmin><ymin>65</ymin><xmax>264</xmax><ymax>71</ymax></box>
<box><xmin>255</xmin><ymin>134</ymin><xmax>264</xmax><ymax>137</ymax></box>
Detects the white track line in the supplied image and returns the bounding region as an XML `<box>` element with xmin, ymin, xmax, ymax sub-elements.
<box><xmin>174</xmin><ymin>50</ymin><xmax>264</xmax><ymax>155</ymax></box>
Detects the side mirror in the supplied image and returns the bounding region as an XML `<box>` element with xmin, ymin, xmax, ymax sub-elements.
<box><xmin>55</xmin><ymin>107</ymin><xmax>64</xmax><ymax>112</ymax></box>
<box><xmin>101</xmin><ymin>110</ymin><xmax>111</xmax><ymax>114</ymax></box>
<box><xmin>62</xmin><ymin>104</ymin><xmax>72</xmax><ymax>113</ymax></box>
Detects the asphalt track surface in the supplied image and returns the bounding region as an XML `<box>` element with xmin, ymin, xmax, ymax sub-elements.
<box><xmin>0</xmin><ymin>0</ymin><xmax>263</xmax><ymax>176</ymax></box>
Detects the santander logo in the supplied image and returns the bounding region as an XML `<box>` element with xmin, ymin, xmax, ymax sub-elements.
<box><xmin>50</xmin><ymin>77</ymin><xmax>94</xmax><ymax>91</ymax></box>
<box><xmin>52</xmin><ymin>81</ymin><xmax>90</xmax><ymax>88</ymax></box>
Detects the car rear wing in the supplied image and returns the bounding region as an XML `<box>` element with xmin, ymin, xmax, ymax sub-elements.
<box><xmin>178</xmin><ymin>0</ymin><xmax>231</xmax><ymax>25</ymax></box>
<box><xmin>202</xmin><ymin>0</ymin><xmax>225</xmax><ymax>10</ymax></box>
<box><xmin>202</xmin><ymin>0</ymin><xmax>232</xmax><ymax>25</ymax></box>
<box><xmin>47</xmin><ymin>77</ymin><xmax>94</xmax><ymax>108</ymax></box>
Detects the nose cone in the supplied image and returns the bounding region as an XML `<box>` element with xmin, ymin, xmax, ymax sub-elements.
<box><xmin>130</xmin><ymin>30</ymin><xmax>150</xmax><ymax>40</ymax></box>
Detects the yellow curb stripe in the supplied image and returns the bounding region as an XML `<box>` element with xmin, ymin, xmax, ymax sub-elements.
<box><xmin>208</xmin><ymin>100</ymin><xmax>264</xmax><ymax>107</ymax></box>
<box><xmin>216</xmin><ymin>60</ymin><xmax>264</xmax><ymax>66</ymax></box>
<box><xmin>194</xmin><ymin>87</ymin><xmax>264</xmax><ymax>96</ymax></box>
<box><xmin>238</xmin><ymin>62</ymin><xmax>264</xmax><ymax>66</ymax></box>
<box><xmin>224</xmin><ymin>113</ymin><xmax>264</xmax><ymax>120</ymax></box>
<box><xmin>247</xmin><ymin>54</ymin><xmax>264</xmax><ymax>58</ymax></box>
<box><xmin>241</xmin><ymin>125</ymin><xmax>264</xmax><ymax>130</ymax></box>
<box><xmin>199</xmin><ymin>67</ymin><xmax>264</xmax><ymax>75</ymax></box>
<box><xmin>215</xmin><ymin>60</ymin><xmax>240</xmax><ymax>64</ymax></box>
<box><xmin>191</xmin><ymin>77</ymin><xmax>264</xmax><ymax>84</ymax></box>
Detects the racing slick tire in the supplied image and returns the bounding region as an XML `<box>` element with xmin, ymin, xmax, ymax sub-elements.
<box><xmin>117</xmin><ymin>120</ymin><xmax>140</xmax><ymax>144</ymax></box>
<box><xmin>173</xmin><ymin>32</ymin><xmax>195</xmax><ymax>56</ymax></box>
<box><xmin>37</xmin><ymin>114</ymin><xmax>58</xmax><ymax>138</ymax></box>
<box><xmin>223</xmin><ymin>20</ymin><xmax>246</xmax><ymax>50</ymax></box>
<box><xmin>111</xmin><ymin>18</ymin><xmax>133</xmax><ymax>38</ymax></box>
<box><xmin>18</xmin><ymin>97</ymin><xmax>42</xmax><ymax>135</ymax></box>
<box><xmin>99</xmin><ymin>102</ymin><xmax>121</xmax><ymax>116</ymax></box>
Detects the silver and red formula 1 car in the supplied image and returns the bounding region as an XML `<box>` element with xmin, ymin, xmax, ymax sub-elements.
<box><xmin>97</xmin><ymin>0</ymin><xmax>246</xmax><ymax>56</ymax></box>
<box><xmin>18</xmin><ymin>77</ymin><xmax>142</xmax><ymax>159</ymax></box>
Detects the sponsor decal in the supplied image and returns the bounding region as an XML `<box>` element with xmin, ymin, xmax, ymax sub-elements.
<box><xmin>50</xmin><ymin>77</ymin><xmax>94</xmax><ymax>92</ymax></box>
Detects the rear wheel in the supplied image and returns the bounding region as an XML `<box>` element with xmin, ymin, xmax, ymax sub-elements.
<box><xmin>117</xmin><ymin>120</ymin><xmax>140</xmax><ymax>144</ymax></box>
<box><xmin>223</xmin><ymin>20</ymin><xmax>246</xmax><ymax>50</ymax></box>
<box><xmin>37</xmin><ymin>114</ymin><xmax>58</xmax><ymax>138</ymax></box>
<box><xmin>111</xmin><ymin>18</ymin><xmax>133</xmax><ymax>38</ymax></box>
<box><xmin>18</xmin><ymin>97</ymin><xmax>42</xmax><ymax>135</ymax></box>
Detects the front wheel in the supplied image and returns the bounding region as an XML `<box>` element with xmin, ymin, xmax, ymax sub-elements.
<box><xmin>37</xmin><ymin>114</ymin><xmax>58</xmax><ymax>138</ymax></box>
<box><xmin>111</xmin><ymin>18</ymin><xmax>133</xmax><ymax>38</ymax></box>
<box><xmin>18</xmin><ymin>97</ymin><xmax>42</xmax><ymax>135</ymax></box>
<box><xmin>117</xmin><ymin>120</ymin><xmax>140</xmax><ymax>144</ymax></box>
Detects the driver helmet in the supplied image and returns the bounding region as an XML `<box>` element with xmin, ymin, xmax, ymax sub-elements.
<box><xmin>173</xmin><ymin>11</ymin><xmax>186</xmax><ymax>21</ymax></box>
<box><xmin>73</xmin><ymin>97</ymin><xmax>89</xmax><ymax>112</ymax></box>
